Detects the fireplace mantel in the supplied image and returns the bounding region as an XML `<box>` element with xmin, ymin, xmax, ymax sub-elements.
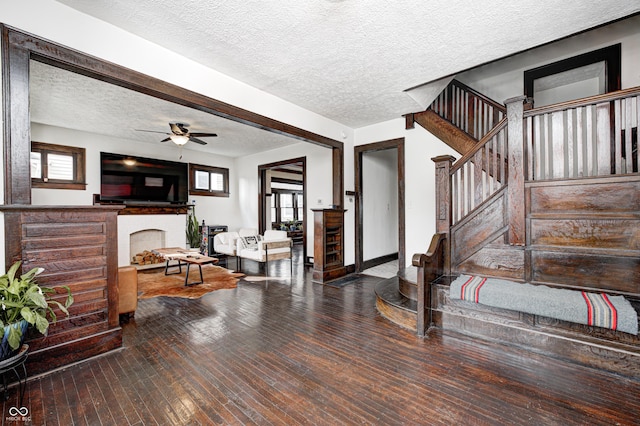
<box><xmin>93</xmin><ymin>194</ymin><xmax>190</xmax><ymax>215</ymax></box>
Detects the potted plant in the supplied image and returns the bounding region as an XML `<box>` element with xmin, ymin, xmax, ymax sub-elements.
<box><xmin>186</xmin><ymin>208</ymin><xmax>201</xmax><ymax>249</ymax></box>
<box><xmin>0</xmin><ymin>261</ymin><xmax>73</xmax><ymax>360</ymax></box>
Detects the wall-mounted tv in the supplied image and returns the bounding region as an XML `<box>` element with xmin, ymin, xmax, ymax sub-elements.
<box><xmin>100</xmin><ymin>152</ymin><xmax>188</xmax><ymax>204</ymax></box>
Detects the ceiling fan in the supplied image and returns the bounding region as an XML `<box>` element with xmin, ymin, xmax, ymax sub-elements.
<box><xmin>136</xmin><ymin>122</ymin><xmax>217</xmax><ymax>146</ymax></box>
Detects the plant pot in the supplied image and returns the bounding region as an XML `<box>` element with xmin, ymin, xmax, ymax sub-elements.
<box><xmin>0</xmin><ymin>320</ymin><xmax>28</xmax><ymax>361</ymax></box>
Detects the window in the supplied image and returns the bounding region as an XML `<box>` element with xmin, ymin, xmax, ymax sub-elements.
<box><xmin>189</xmin><ymin>163</ymin><xmax>229</xmax><ymax>197</ymax></box>
<box><xmin>271</xmin><ymin>189</ymin><xmax>304</xmax><ymax>226</ymax></box>
<box><xmin>30</xmin><ymin>142</ymin><xmax>86</xmax><ymax>189</ymax></box>
<box><xmin>524</xmin><ymin>44</ymin><xmax>621</xmax><ymax>108</ymax></box>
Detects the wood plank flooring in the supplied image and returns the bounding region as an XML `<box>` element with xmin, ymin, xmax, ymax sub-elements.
<box><xmin>2</xmin><ymin>252</ymin><xmax>640</xmax><ymax>425</ymax></box>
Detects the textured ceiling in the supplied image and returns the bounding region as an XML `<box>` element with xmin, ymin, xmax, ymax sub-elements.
<box><xmin>55</xmin><ymin>0</ymin><xmax>640</xmax><ymax>128</ymax></box>
<box><xmin>30</xmin><ymin>61</ymin><xmax>299</xmax><ymax>157</ymax></box>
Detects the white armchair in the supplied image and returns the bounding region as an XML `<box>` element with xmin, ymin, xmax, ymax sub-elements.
<box><xmin>212</xmin><ymin>231</ymin><xmax>240</xmax><ymax>270</ymax></box>
<box><xmin>237</xmin><ymin>230</ymin><xmax>293</xmax><ymax>276</ymax></box>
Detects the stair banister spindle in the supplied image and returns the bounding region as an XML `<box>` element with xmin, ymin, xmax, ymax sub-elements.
<box><xmin>505</xmin><ymin>96</ymin><xmax>527</xmax><ymax>246</ymax></box>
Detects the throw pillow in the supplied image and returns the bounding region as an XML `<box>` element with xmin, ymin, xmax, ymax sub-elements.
<box><xmin>241</xmin><ymin>235</ymin><xmax>261</xmax><ymax>251</ymax></box>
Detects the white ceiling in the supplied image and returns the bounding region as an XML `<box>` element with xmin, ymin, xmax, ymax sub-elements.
<box><xmin>33</xmin><ymin>1</ymin><xmax>640</xmax><ymax>156</ymax></box>
<box><xmin>29</xmin><ymin>61</ymin><xmax>299</xmax><ymax>157</ymax></box>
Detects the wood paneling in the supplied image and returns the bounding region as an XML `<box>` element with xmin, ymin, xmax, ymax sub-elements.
<box><xmin>530</xmin><ymin>218</ymin><xmax>640</xmax><ymax>249</ymax></box>
<box><xmin>0</xmin><ymin>205</ymin><xmax>122</xmax><ymax>375</ymax></box>
<box><xmin>527</xmin><ymin>177</ymin><xmax>640</xmax><ymax>296</ymax></box>
<box><xmin>456</xmin><ymin>246</ymin><xmax>525</xmax><ymax>280</ymax></box>
<box><xmin>529</xmin><ymin>177</ymin><xmax>640</xmax><ymax>214</ymax></box>
<box><xmin>451</xmin><ymin>190</ymin><xmax>506</xmax><ymax>265</ymax></box>
<box><xmin>530</xmin><ymin>250</ymin><xmax>640</xmax><ymax>294</ymax></box>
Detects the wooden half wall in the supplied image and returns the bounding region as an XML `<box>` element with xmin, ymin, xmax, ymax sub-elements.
<box><xmin>1</xmin><ymin>205</ymin><xmax>123</xmax><ymax>375</ymax></box>
<box><xmin>527</xmin><ymin>176</ymin><xmax>640</xmax><ymax>295</ymax></box>
<box><xmin>449</xmin><ymin>175</ymin><xmax>640</xmax><ymax>298</ymax></box>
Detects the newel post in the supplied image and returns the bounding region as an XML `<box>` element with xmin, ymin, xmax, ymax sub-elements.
<box><xmin>431</xmin><ymin>155</ymin><xmax>456</xmax><ymax>234</ymax></box>
<box><xmin>504</xmin><ymin>96</ymin><xmax>527</xmax><ymax>246</ymax></box>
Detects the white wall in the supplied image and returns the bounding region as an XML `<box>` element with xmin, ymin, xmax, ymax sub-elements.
<box><xmin>362</xmin><ymin>149</ymin><xmax>398</xmax><ymax>260</ymax></box>
<box><xmin>457</xmin><ymin>14</ymin><xmax>640</xmax><ymax>104</ymax></box>
<box><xmin>235</xmin><ymin>142</ymin><xmax>333</xmax><ymax>258</ymax></box>
<box><xmin>30</xmin><ymin>123</ymin><xmax>242</xmax><ymax>228</ymax></box>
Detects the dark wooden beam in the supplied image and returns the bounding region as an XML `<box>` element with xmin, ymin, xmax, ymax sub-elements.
<box><xmin>1</xmin><ymin>25</ymin><xmax>344</xmax><ymax>205</ymax></box>
<box><xmin>2</xmin><ymin>25</ymin><xmax>31</xmax><ymax>204</ymax></box>
<box><xmin>413</xmin><ymin>110</ymin><xmax>478</xmax><ymax>155</ymax></box>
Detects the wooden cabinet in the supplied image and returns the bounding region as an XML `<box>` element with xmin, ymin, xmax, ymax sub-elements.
<box><xmin>312</xmin><ymin>209</ymin><xmax>346</xmax><ymax>282</ymax></box>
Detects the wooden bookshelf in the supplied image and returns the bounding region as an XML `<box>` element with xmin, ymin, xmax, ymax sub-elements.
<box><xmin>312</xmin><ymin>209</ymin><xmax>347</xmax><ymax>283</ymax></box>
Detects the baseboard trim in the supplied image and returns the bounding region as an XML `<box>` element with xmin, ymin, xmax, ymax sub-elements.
<box><xmin>362</xmin><ymin>252</ymin><xmax>398</xmax><ymax>271</ymax></box>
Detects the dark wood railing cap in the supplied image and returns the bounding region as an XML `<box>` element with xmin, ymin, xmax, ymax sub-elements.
<box><xmin>431</xmin><ymin>155</ymin><xmax>457</xmax><ymax>164</ymax></box>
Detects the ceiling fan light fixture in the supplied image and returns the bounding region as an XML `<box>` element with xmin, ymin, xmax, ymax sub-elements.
<box><xmin>170</xmin><ymin>134</ymin><xmax>189</xmax><ymax>145</ymax></box>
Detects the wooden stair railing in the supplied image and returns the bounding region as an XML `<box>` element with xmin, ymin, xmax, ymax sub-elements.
<box><xmin>429</xmin><ymin>79</ymin><xmax>506</xmax><ymax>142</ymax></box>
<box><xmin>524</xmin><ymin>86</ymin><xmax>640</xmax><ymax>180</ymax></box>
<box><xmin>449</xmin><ymin>118</ymin><xmax>508</xmax><ymax>225</ymax></box>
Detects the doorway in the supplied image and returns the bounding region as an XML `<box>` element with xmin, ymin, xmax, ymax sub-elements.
<box><xmin>259</xmin><ymin>157</ymin><xmax>307</xmax><ymax>263</ymax></box>
<box><xmin>354</xmin><ymin>138</ymin><xmax>405</xmax><ymax>273</ymax></box>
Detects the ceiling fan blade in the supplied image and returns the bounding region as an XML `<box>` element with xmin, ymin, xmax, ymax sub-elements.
<box><xmin>135</xmin><ymin>129</ymin><xmax>170</xmax><ymax>135</ymax></box>
<box><xmin>160</xmin><ymin>137</ymin><xmax>171</xmax><ymax>142</ymax></box>
<box><xmin>189</xmin><ymin>132</ymin><xmax>218</xmax><ymax>138</ymax></box>
<box><xmin>189</xmin><ymin>137</ymin><xmax>208</xmax><ymax>145</ymax></box>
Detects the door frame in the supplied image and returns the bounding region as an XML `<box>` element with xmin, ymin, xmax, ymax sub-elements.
<box><xmin>354</xmin><ymin>138</ymin><xmax>405</xmax><ymax>272</ymax></box>
<box><xmin>258</xmin><ymin>157</ymin><xmax>307</xmax><ymax>263</ymax></box>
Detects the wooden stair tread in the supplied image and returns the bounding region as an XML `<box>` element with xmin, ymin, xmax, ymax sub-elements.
<box><xmin>375</xmin><ymin>277</ymin><xmax>417</xmax><ymax>330</ymax></box>
<box><xmin>375</xmin><ymin>277</ymin><xmax>417</xmax><ymax>312</ymax></box>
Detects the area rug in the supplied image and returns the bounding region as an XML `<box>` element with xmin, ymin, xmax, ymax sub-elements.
<box><xmin>322</xmin><ymin>274</ymin><xmax>362</xmax><ymax>288</ymax></box>
<box><xmin>450</xmin><ymin>275</ymin><xmax>638</xmax><ymax>335</ymax></box>
<box><xmin>137</xmin><ymin>264</ymin><xmax>245</xmax><ymax>299</ymax></box>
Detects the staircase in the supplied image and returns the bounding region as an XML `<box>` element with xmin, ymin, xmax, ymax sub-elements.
<box><xmin>378</xmin><ymin>79</ymin><xmax>508</xmax><ymax>331</ymax></box>
<box><xmin>406</xmin><ymin>79</ymin><xmax>506</xmax><ymax>154</ymax></box>
<box><xmin>380</xmin><ymin>81</ymin><xmax>640</xmax><ymax>377</ymax></box>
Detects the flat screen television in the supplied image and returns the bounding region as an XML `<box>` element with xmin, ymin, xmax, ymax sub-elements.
<box><xmin>100</xmin><ymin>152</ymin><xmax>188</xmax><ymax>204</ymax></box>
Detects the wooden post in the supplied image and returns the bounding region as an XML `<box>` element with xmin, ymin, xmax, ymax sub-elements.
<box><xmin>505</xmin><ymin>96</ymin><xmax>527</xmax><ymax>246</ymax></box>
<box><xmin>431</xmin><ymin>155</ymin><xmax>456</xmax><ymax>234</ymax></box>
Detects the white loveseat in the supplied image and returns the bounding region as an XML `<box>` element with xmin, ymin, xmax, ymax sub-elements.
<box><xmin>237</xmin><ymin>230</ymin><xmax>293</xmax><ymax>276</ymax></box>
<box><xmin>212</xmin><ymin>231</ymin><xmax>240</xmax><ymax>269</ymax></box>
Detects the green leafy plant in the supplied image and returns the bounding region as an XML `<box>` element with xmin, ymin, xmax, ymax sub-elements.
<box><xmin>186</xmin><ymin>208</ymin><xmax>201</xmax><ymax>249</ymax></box>
<box><xmin>0</xmin><ymin>261</ymin><xmax>74</xmax><ymax>350</ymax></box>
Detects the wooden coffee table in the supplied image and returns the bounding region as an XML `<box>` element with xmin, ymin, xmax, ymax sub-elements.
<box><xmin>152</xmin><ymin>247</ymin><xmax>219</xmax><ymax>286</ymax></box>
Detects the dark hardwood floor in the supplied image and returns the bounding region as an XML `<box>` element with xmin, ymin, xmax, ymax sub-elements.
<box><xmin>2</xmin><ymin>249</ymin><xmax>640</xmax><ymax>425</ymax></box>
